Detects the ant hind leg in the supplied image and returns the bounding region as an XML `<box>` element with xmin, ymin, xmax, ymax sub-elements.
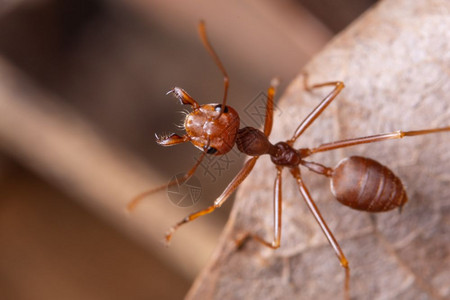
<box><xmin>290</xmin><ymin>166</ymin><xmax>350</xmax><ymax>300</ymax></box>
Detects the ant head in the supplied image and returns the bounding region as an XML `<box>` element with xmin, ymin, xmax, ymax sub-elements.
<box><xmin>185</xmin><ymin>103</ymin><xmax>240</xmax><ymax>155</ymax></box>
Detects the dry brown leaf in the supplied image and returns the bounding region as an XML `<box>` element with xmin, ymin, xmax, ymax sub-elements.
<box><xmin>187</xmin><ymin>0</ymin><xmax>450</xmax><ymax>299</ymax></box>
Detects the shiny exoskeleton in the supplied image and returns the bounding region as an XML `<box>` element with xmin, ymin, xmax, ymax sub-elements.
<box><xmin>331</xmin><ymin>156</ymin><xmax>407</xmax><ymax>212</ymax></box>
<box><xmin>128</xmin><ymin>21</ymin><xmax>450</xmax><ymax>300</ymax></box>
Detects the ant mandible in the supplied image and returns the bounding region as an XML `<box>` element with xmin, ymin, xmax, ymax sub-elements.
<box><xmin>128</xmin><ymin>21</ymin><xmax>450</xmax><ymax>299</ymax></box>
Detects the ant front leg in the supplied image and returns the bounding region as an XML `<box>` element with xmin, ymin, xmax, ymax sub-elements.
<box><xmin>127</xmin><ymin>150</ymin><xmax>206</xmax><ymax>211</ymax></box>
<box><xmin>165</xmin><ymin>156</ymin><xmax>259</xmax><ymax>245</ymax></box>
<box><xmin>236</xmin><ymin>166</ymin><xmax>283</xmax><ymax>250</ymax></box>
<box><xmin>263</xmin><ymin>78</ymin><xmax>279</xmax><ymax>137</ymax></box>
<box><xmin>236</xmin><ymin>79</ymin><xmax>280</xmax><ymax>249</ymax></box>
<box><xmin>290</xmin><ymin>166</ymin><xmax>350</xmax><ymax>300</ymax></box>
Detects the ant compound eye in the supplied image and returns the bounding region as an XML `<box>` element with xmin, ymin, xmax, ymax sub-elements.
<box><xmin>214</xmin><ymin>104</ymin><xmax>229</xmax><ymax>113</ymax></box>
<box><xmin>206</xmin><ymin>146</ymin><xmax>218</xmax><ymax>154</ymax></box>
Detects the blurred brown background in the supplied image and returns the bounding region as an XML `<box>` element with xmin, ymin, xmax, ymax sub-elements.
<box><xmin>0</xmin><ymin>1</ymin><xmax>376</xmax><ymax>299</ymax></box>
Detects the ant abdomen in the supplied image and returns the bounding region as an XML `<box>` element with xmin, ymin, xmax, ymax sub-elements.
<box><xmin>330</xmin><ymin>156</ymin><xmax>408</xmax><ymax>212</ymax></box>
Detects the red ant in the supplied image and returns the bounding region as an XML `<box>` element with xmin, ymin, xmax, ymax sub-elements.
<box><xmin>128</xmin><ymin>21</ymin><xmax>450</xmax><ymax>299</ymax></box>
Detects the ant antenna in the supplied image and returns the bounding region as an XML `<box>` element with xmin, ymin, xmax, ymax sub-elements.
<box><xmin>198</xmin><ymin>20</ymin><xmax>229</xmax><ymax>114</ymax></box>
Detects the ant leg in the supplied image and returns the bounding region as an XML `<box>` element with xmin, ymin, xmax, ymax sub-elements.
<box><xmin>166</xmin><ymin>87</ymin><xmax>200</xmax><ymax>109</ymax></box>
<box><xmin>290</xmin><ymin>166</ymin><xmax>350</xmax><ymax>300</ymax></box>
<box><xmin>198</xmin><ymin>21</ymin><xmax>229</xmax><ymax>112</ymax></box>
<box><xmin>236</xmin><ymin>166</ymin><xmax>283</xmax><ymax>249</ymax></box>
<box><xmin>127</xmin><ymin>151</ymin><xmax>206</xmax><ymax>211</ymax></box>
<box><xmin>308</xmin><ymin>126</ymin><xmax>450</xmax><ymax>155</ymax></box>
<box><xmin>300</xmin><ymin>160</ymin><xmax>333</xmax><ymax>177</ymax></box>
<box><xmin>165</xmin><ymin>156</ymin><xmax>259</xmax><ymax>245</ymax></box>
<box><xmin>288</xmin><ymin>76</ymin><xmax>345</xmax><ymax>146</ymax></box>
<box><xmin>263</xmin><ymin>78</ymin><xmax>279</xmax><ymax>137</ymax></box>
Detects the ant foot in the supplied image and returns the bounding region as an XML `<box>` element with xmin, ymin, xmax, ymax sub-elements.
<box><xmin>164</xmin><ymin>229</ymin><xmax>175</xmax><ymax>247</ymax></box>
<box><xmin>234</xmin><ymin>232</ymin><xmax>252</xmax><ymax>250</ymax></box>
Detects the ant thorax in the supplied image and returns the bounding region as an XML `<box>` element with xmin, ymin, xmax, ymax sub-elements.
<box><xmin>184</xmin><ymin>103</ymin><xmax>240</xmax><ymax>155</ymax></box>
